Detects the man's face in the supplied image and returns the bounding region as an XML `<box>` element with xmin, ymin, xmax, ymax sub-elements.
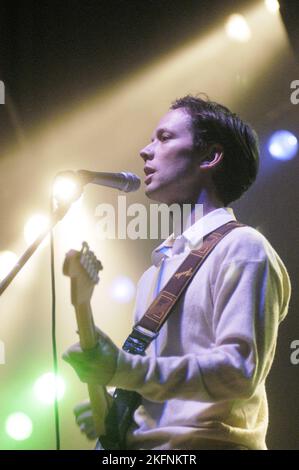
<box><xmin>140</xmin><ymin>108</ymin><xmax>202</xmax><ymax>205</ymax></box>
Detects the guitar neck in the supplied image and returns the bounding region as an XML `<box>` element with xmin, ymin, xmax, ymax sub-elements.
<box><xmin>76</xmin><ymin>303</ymin><xmax>98</xmax><ymax>349</ymax></box>
<box><xmin>74</xmin><ymin>302</ymin><xmax>110</xmax><ymax>437</ymax></box>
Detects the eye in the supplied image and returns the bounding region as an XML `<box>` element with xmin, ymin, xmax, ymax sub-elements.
<box><xmin>160</xmin><ymin>133</ymin><xmax>171</xmax><ymax>142</ymax></box>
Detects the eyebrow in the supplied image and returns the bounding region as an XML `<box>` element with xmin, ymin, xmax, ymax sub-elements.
<box><xmin>151</xmin><ymin>127</ymin><xmax>173</xmax><ymax>141</ymax></box>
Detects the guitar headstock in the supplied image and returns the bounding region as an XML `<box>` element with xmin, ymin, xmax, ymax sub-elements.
<box><xmin>63</xmin><ymin>242</ymin><xmax>103</xmax><ymax>306</ymax></box>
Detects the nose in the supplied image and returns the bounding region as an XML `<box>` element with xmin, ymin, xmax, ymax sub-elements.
<box><xmin>139</xmin><ymin>142</ymin><xmax>154</xmax><ymax>162</ymax></box>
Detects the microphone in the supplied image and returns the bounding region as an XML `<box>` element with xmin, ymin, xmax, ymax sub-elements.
<box><xmin>56</xmin><ymin>170</ymin><xmax>141</xmax><ymax>193</ymax></box>
<box><xmin>78</xmin><ymin>170</ymin><xmax>140</xmax><ymax>192</ymax></box>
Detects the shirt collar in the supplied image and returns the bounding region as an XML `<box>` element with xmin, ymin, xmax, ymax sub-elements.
<box><xmin>151</xmin><ymin>207</ymin><xmax>236</xmax><ymax>266</ymax></box>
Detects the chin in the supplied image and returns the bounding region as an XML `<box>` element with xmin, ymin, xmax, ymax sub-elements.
<box><xmin>145</xmin><ymin>180</ymin><xmax>181</xmax><ymax>204</ymax></box>
<box><xmin>145</xmin><ymin>187</ymin><xmax>160</xmax><ymax>202</ymax></box>
<box><xmin>145</xmin><ymin>188</ymin><xmax>174</xmax><ymax>205</ymax></box>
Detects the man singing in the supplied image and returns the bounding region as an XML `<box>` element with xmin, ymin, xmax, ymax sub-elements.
<box><xmin>63</xmin><ymin>95</ymin><xmax>291</xmax><ymax>450</ymax></box>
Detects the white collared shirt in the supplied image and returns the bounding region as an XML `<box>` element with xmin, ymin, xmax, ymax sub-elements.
<box><xmin>109</xmin><ymin>207</ymin><xmax>291</xmax><ymax>450</ymax></box>
<box><xmin>152</xmin><ymin>207</ymin><xmax>235</xmax><ymax>264</ymax></box>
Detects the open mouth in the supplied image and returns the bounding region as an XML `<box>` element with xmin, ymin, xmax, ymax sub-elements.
<box><xmin>144</xmin><ymin>167</ymin><xmax>155</xmax><ymax>184</ymax></box>
<box><xmin>145</xmin><ymin>173</ymin><xmax>154</xmax><ymax>185</ymax></box>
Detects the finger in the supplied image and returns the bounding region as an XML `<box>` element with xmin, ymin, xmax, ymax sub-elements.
<box><xmin>76</xmin><ymin>411</ymin><xmax>94</xmax><ymax>426</ymax></box>
<box><xmin>73</xmin><ymin>400</ymin><xmax>91</xmax><ymax>416</ymax></box>
<box><xmin>62</xmin><ymin>352</ymin><xmax>70</xmax><ymax>363</ymax></box>
<box><xmin>79</xmin><ymin>423</ymin><xmax>97</xmax><ymax>440</ymax></box>
<box><xmin>79</xmin><ymin>423</ymin><xmax>86</xmax><ymax>433</ymax></box>
<box><xmin>62</xmin><ymin>343</ymin><xmax>83</xmax><ymax>362</ymax></box>
<box><xmin>63</xmin><ymin>350</ymin><xmax>92</xmax><ymax>368</ymax></box>
<box><xmin>86</xmin><ymin>430</ymin><xmax>98</xmax><ymax>440</ymax></box>
<box><xmin>65</xmin><ymin>344</ymin><xmax>101</xmax><ymax>364</ymax></box>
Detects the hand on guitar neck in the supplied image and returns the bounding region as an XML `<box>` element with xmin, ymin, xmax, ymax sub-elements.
<box><xmin>62</xmin><ymin>325</ymin><xmax>119</xmax><ymax>385</ymax></box>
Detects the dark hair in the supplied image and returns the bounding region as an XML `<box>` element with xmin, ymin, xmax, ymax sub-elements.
<box><xmin>170</xmin><ymin>94</ymin><xmax>259</xmax><ymax>206</ymax></box>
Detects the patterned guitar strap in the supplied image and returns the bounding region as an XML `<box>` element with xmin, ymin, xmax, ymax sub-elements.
<box><xmin>97</xmin><ymin>220</ymin><xmax>245</xmax><ymax>450</ymax></box>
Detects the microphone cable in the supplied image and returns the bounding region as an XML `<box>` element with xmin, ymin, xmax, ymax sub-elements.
<box><xmin>50</xmin><ymin>199</ymin><xmax>61</xmax><ymax>450</ymax></box>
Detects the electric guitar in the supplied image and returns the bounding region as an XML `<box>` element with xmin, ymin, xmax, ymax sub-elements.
<box><xmin>63</xmin><ymin>242</ymin><xmax>111</xmax><ymax>440</ymax></box>
<box><xmin>63</xmin><ymin>241</ymin><xmax>141</xmax><ymax>450</ymax></box>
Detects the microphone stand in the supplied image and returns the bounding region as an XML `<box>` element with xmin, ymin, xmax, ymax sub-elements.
<box><xmin>0</xmin><ymin>198</ymin><xmax>79</xmax><ymax>296</ymax></box>
<box><xmin>0</xmin><ymin>178</ymin><xmax>84</xmax><ymax>451</ymax></box>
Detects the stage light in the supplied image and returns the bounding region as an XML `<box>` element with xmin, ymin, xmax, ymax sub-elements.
<box><xmin>24</xmin><ymin>214</ymin><xmax>50</xmax><ymax>245</ymax></box>
<box><xmin>0</xmin><ymin>250</ymin><xmax>18</xmax><ymax>281</ymax></box>
<box><xmin>268</xmin><ymin>130</ymin><xmax>298</xmax><ymax>160</ymax></box>
<box><xmin>55</xmin><ymin>197</ymin><xmax>86</xmax><ymax>249</ymax></box>
<box><xmin>225</xmin><ymin>14</ymin><xmax>251</xmax><ymax>42</ymax></box>
<box><xmin>33</xmin><ymin>372</ymin><xmax>66</xmax><ymax>405</ymax></box>
<box><xmin>52</xmin><ymin>173</ymin><xmax>81</xmax><ymax>205</ymax></box>
<box><xmin>265</xmin><ymin>0</ymin><xmax>280</xmax><ymax>14</ymax></box>
<box><xmin>109</xmin><ymin>276</ymin><xmax>136</xmax><ymax>303</ymax></box>
<box><xmin>5</xmin><ymin>412</ymin><xmax>33</xmax><ymax>441</ymax></box>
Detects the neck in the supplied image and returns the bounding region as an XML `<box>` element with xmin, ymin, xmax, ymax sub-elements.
<box><xmin>172</xmin><ymin>189</ymin><xmax>224</xmax><ymax>235</ymax></box>
<box><xmin>198</xmin><ymin>189</ymin><xmax>224</xmax><ymax>216</ymax></box>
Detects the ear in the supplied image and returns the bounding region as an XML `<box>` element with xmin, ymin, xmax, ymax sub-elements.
<box><xmin>200</xmin><ymin>144</ymin><xmax>224</xmax><ymax>171</ymax></box>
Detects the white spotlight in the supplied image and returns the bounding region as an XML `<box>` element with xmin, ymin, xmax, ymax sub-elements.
<box><xmin>0</xmin><ymin>251</ymin><xmax>18</xmax><ymax>281</ymax></box>
<box><xmin>33</xmin><ymin>372</ymin><xmax>66</xmax><ymax>405</ymax></box>
<box><xmin>265</xmin><ymin>0</ymin><xmax>280</xmax><ymax>14</ymax></box>
<box><xmin>24</xmin><ymin>214</ymin><xmax>50</xmax><ymax>245</ymax></box>
<box><xmin>225</xmin><ymin>14</ymin><xmax>252</xmax><ymax>42</ymax></box>
<box><xmin>5</xmin><ymin>412</ymin><xmax>33</xmax><ymax>441</ymax></box>
<box><xmin>52</xmin><ymin>173</ymin><xmax>81</xmax><ymax>205</ymax></box>
<box><xmin>109</xmin><ymin>276</ymin><xmax>136</xmax><ymax>304</ymax></box>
